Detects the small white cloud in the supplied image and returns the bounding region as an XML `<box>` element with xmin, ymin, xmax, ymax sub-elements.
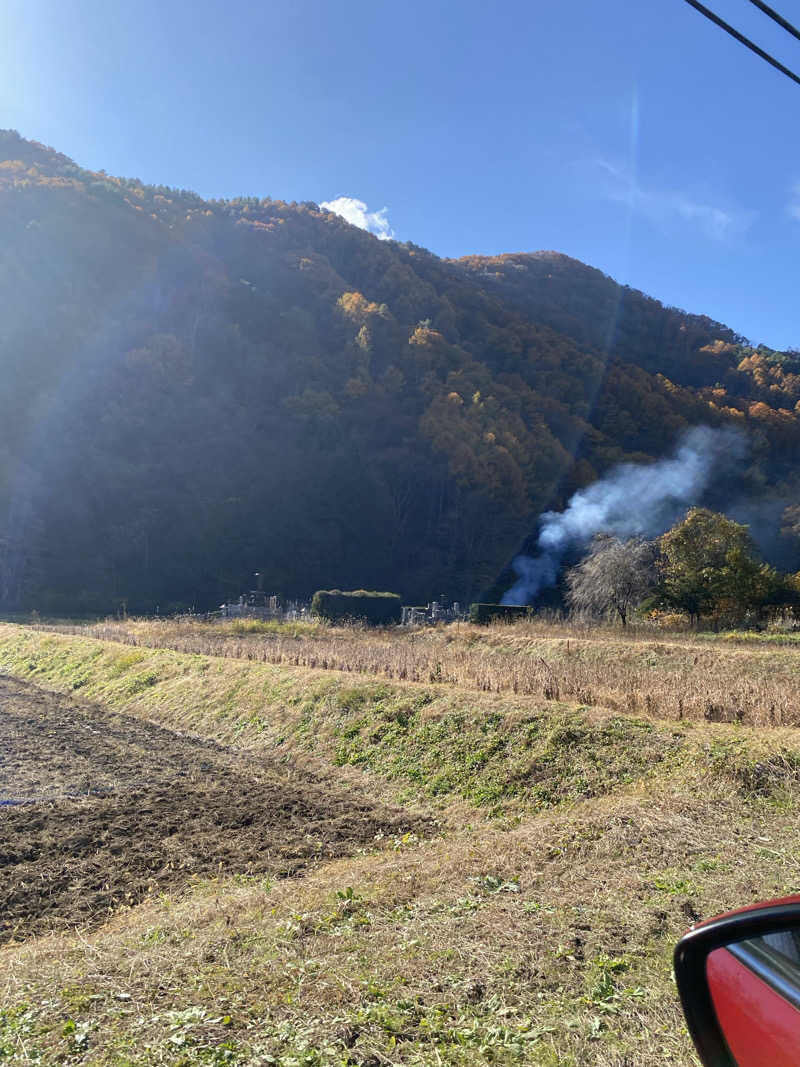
<box><xmin>671</xmin><ymin>196</ymin><xmax>742</xmax><ymax>242</ymax></box>
<box><xmin>320</xmin><ymin>196</ymin><xmax>394</xmax><ymax>240</ymax></box>
<box><xmin>788</xmin><ymin>181</ymin><xmax>800</xmax><ymax>221</ymax></box>
<box><xmin>595</xmin><ymin>160</ymin><xmax>753</xmax><ymax>243</ymax></box>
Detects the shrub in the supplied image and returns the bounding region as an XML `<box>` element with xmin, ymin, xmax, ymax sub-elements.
<box><xmin>469</xmin><ymin>604</ymin><xmax>533</xmax><ymax>625</ymax></box>
<box><xmin>311</xmin><ymin>589</ymin><xmax>402</xmax><ymax>626</ymax></box>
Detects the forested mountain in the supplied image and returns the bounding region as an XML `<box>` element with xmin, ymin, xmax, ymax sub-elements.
<box><xmin>2</xmin><ymin>129</ymin><xmax>799</xmax><ymax>612</ymax></box>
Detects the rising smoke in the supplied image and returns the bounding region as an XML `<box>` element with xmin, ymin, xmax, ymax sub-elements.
<box><xmin>501</xmin><ymin>426</ymin><xmax>744</xmax><ymax>606</ymax></box>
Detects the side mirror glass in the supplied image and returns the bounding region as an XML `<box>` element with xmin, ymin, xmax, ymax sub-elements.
<box><xmin>675</xmin><ymin>900</ymin><xmax>800</xmax><ymax>1066</ymax></box>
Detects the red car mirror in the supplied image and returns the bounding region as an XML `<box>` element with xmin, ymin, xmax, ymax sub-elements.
<box><xmin>674</xmin><ymin>897</ymin><xmax>800</xmax><ymax>1066</ymax></box>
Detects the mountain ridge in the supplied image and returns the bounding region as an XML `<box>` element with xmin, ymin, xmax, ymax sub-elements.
<box><xmin>1</xmin><ymin>129</ymin><xmax>798</xmax><ymax>612</ymax></box>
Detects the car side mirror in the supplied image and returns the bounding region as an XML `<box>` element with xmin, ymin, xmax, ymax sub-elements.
<box><xmin>674</xmin><ymin>899</ymin><xmax>800</xmax><ymax>1066</ymax></box>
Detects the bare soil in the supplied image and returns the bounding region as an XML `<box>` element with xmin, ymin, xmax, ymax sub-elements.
<box><xmin>0</xmin><ymin>676</ymin><xmax>422</xmax><ymax>943</ymax></box>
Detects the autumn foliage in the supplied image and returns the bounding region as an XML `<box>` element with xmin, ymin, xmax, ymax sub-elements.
<box><xmin>1</xmin><ymin>129</ymin><xmax>800</xmax><ymax>613</ymax></box>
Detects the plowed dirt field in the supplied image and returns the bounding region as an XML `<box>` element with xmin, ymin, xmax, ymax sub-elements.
<box><xmin>0</xmin><ymin>676</ymin><xmax>420</xmax><ymax>942</ymax></box>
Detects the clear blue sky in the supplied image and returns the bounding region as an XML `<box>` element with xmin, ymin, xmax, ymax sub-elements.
<box><xmin>4</xmin><ymin>0</ymin><xmax>799</xmax><ymax>348</ymax></box>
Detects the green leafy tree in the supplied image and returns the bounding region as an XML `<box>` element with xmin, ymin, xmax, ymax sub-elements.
<box><xmin>658</xmin><ymin>508</ymin><xmax>777</xmax><ymax>624</ymax></box>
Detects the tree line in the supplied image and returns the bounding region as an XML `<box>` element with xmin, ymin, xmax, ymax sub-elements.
<box><xmin>566</xmin><ymin>509</ymin><xmax>799</xmax><ymax>628</ymax></box>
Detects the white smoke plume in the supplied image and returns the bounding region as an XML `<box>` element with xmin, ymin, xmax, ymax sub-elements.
<box><xmin>501</xmin><ymin>426</ymin><xmax>743</xmax><ymax>606</ymax></box>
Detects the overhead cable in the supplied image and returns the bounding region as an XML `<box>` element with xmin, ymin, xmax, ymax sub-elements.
<box><xmin>746</xmin><ymin>0</ymin><xmax>800</xmax><ymax>45</ymax></box>
<box><xmin>683</xmin><ymin>0</ymin><xmax>800</xmax><ymax>86</ymax></box>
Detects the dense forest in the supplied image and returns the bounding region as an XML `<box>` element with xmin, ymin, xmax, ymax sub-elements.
<box><xmin>2</xmin><ymin>129</ymin><xmax>800</xmax><ymax>613</ymax></box>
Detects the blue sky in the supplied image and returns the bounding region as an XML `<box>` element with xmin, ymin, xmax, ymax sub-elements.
<box><xmin>4</xmin><ymin>0</ymin><xmax>799</xmax><ymax>348</ymax></box>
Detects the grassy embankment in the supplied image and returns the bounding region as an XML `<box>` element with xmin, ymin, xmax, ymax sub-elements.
<box><xmin>2</xmin><ymin>621</ymin><xmax>800</xmax><ymax>1065</ymax></box>
<box><xmin>40</xmin><ymin>614</ymin><xmax>800</xmax><ymax>726</ymax></box>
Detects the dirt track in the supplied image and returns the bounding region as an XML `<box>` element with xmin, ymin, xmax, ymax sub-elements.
<box><xmin>0</xmin><ymin>676</ymin><xmax>421</xmax><ymax>942</ymax></box>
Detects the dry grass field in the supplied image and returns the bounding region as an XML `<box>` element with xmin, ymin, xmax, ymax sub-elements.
<box><xmin>2</xmin><ymin>620</ymin><xmax>800</xmax><ymax>1065</ymax></box>
<box><xmin>42</xmin><ymin>615</ymin><xmax>800</xmax><ymax>726</ymax></box>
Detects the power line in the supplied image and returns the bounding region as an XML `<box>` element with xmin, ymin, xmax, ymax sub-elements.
<box><xmin>746</xmin><ymin>0</ymin><xmax>800</xmax><ymax>45</ymax></box>
<box><xmin>683</xmin><ymin>0</ymin><xmax>800</xmax><ymax>86</ymax></box>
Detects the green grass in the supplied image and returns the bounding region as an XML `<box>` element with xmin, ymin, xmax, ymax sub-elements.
<box><xmin>331</xmin><ymin>701</ymin><xmax>679</xmax><ymax>810</ymax></box>
<box><xmin>3</xmin><ymin>622</ymin><xmax>800</xmax><ymax>1064</ymax></box>
<box><xmin>1</xmin><ymin>624</ymin><xmax>797</xmax><ymax>817</ymax></box>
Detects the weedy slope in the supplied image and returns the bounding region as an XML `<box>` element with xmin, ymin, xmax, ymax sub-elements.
<box><xmin>1</xmin><ymin>622</ymin><xmax>800</xmax><ymax>1065</ymax></box>
<box><xmin>42</xmin><ymin>615</ymin><xmax>800</xmax><ymax>727</ymax></box>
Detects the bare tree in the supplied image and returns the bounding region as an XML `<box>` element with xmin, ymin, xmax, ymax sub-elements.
<box><xmin>566</xmin><ymin>535</ymin><xmax>657</xmax><ymax>627</ymax></box>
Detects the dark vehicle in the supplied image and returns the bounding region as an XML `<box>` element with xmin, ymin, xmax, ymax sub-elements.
<box><xmin>675</xmin><ymin>895</ymin><xmax>800</xmax><ymax>1065</ymax></box>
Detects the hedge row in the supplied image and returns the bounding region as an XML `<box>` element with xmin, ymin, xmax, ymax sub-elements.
<box><xmin>311</xmin><ymin>589</ymin><xmax>402</xmax><ymax>625</ymax></box>
<box><xmin>469</xmin><ymin>603</ymin><xmax>533</xmax><ymax>625</ymax></box>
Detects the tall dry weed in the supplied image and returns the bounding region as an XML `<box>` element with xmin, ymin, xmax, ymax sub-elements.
<box><xmin>39</xmin><ymin>618</ymin><xmax>800</xmax><ymax>728</ymax></box>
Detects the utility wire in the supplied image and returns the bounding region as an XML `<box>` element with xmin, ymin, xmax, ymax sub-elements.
<box><xmin>746</xmin><ymin>0</ymin><xmax>800</xmax><ymax>45</ymax></box>
<box><xmin>683</xmin><ymin>0</ymin><xmax>800</xmax><ymax>86</ymax></box>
